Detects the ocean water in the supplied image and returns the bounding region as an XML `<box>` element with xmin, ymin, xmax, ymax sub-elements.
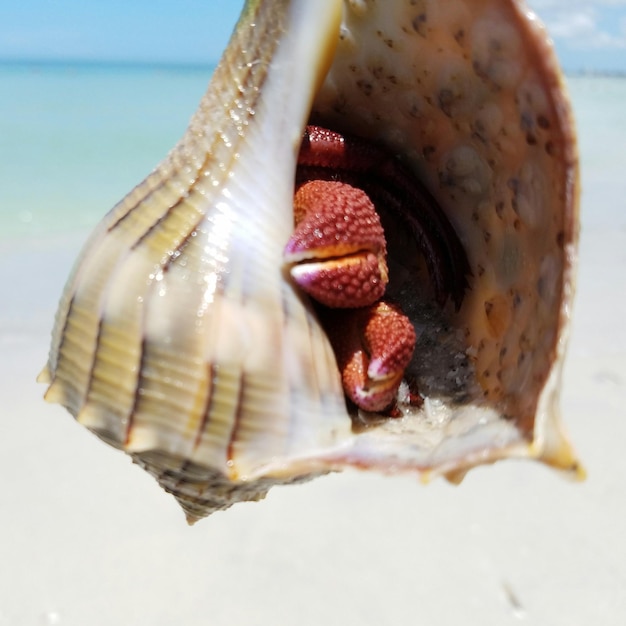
<box><xmin>0</xmin><ymin>61</ymin><xmax>624</xmax><ymax>240</ymax></box>
<box><xmin>0</xmin><ymin>61</ymin><xmax>215</xmax><ymax>239</ymax></box>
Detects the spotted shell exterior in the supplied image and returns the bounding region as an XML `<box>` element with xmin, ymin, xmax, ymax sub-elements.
<box><xmin>39</xmin><ymin>0</ymin><xmax>581</xmax><ymax>523</ymax></box>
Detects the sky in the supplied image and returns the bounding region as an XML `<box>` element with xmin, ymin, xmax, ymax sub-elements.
<box><xmin>1</xmin><ymin>0</ymin><xmax>625</xmax><ymax>73</ymax></box>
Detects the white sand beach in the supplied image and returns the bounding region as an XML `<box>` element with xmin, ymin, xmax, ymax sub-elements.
<box><xmin>1</xmin><ymin>74</ymin><xmax>625</xmax><ymax>625</ymax></box>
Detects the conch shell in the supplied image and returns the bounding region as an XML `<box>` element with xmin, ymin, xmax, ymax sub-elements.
<box><xmin>39</xmin><ymin>0</ymin><xmax>582</xmax><ymax>523</ymax></box>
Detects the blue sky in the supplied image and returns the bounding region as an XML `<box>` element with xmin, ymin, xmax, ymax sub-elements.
<box><xmin>2</xmin><ymin>0</ymin><xmax>625</xmax><ymax>73</ymax></box>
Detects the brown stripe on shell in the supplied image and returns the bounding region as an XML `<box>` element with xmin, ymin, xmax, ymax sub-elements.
<box><xmin>193</xmin><ymin>363</ymin><xmax>216</xmax><ymax>451</ymax></box>
<box><xmin>225</xmin><ymin>373</ymin><xmax>247</xmax><ymax>470</ymax></box>
<box><xmin>124</xmin><ymin>336</ymin><xmax>149</xmax><ymax>446</ymax></box>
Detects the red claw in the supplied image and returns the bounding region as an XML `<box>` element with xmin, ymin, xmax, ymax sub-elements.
<box><xmin>297</xmin><ymin>125</ymin><xmax>470</xmax><ymax>310</ymax></box>
<box><xmin>321</xmin><ymin>302</ymin><xmax>416</xmax><ymax>413</ymax></box>
<box><xmin>285</xmin><ymin>180</ymin><xmax>388</xmax><ymax>308</ymax></box>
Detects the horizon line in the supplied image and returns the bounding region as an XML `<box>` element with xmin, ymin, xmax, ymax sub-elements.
<box><xmin>1</xmin><ymin>56</ymin><xmax>625</xmax><ymax>78</ymax></box>
<box><xmin>0</xmin><ymin>57</ymin><xmax>219</xmax><ymax>71</ymax></box>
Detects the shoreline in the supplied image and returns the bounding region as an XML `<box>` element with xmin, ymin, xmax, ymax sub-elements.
<box><xmin>2</xmin><ymin>57</ymin><xmax>626</xmax><ymax>79</ymax></box>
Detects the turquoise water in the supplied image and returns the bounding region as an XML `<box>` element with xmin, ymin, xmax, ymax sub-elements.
<box><xmin>0</xmin><ymin>61</ymin><xmax>624</xmax><ymax>239</ymax></box>
<box><xmin>0</xmin><ymin>61</ymin><xmax>214</xmax><ymax>239</ymax></box>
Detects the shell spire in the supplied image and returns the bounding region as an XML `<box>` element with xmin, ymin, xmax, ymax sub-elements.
<box><xmin>40</xmin><ymin>0</ymin><xmax>582</xmax><ymax>523</ymax></box>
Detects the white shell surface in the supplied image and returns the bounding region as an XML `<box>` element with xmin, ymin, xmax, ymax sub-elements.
<box><xmin>39</xmin><ymin>0</ymin><xmax>581</xmax><ymax>521</ymax></box>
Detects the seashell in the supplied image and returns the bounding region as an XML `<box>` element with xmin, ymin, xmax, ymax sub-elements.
<box><xmin>39</xmin><ymin>0</ymin><xmax>582</xmax><ymax>523</ymax></box>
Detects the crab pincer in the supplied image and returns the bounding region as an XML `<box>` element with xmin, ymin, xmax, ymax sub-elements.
<box><xmin>320</xmin><ymin>302</ymin><xmax>417</xmax><ymax>413</ymax></box>
<box><xmin>284</xmin><ymin>179</ymin><xmax>389</xmax><ymax>309</ymax></box>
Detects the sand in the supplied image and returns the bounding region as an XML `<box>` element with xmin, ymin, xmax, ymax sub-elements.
<box><xmin>1</xmin><ymin>92</ymin><xmax>625</xmax><ymax>625</ymax></box>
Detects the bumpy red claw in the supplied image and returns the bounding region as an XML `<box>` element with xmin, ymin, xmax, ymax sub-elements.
<box><xmin>320</xmin><ymin>302</ymin><xmax>417</xmax><ymax>413</ymax></box>
<box><xmin>284</xmin><ymin>179</ymin><xmax>389</xmax><ymax>309</ymax></box>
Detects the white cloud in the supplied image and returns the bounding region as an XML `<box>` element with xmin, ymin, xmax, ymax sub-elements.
<box><xmin>527</xmin><ymin>1</ymin><xmax>626</xmax><ymax>49</ymax></box>
<box><xmin>548</xmin><ymin>11</ymin><xmax>596</xmax><ymax>38</ymax></box>
<box><xmin>530</xmin><ymin>0</ymin><xmax>626</xmax><ymax>7</ymax></box>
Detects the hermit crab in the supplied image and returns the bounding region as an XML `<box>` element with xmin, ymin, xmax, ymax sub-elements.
<box><xmin>39</xmin><ymin>0</ymin><xmax>582</xmax><ymax>523</ymax></box>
